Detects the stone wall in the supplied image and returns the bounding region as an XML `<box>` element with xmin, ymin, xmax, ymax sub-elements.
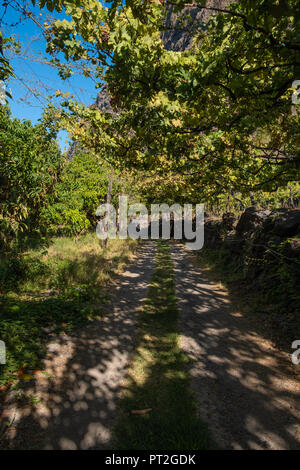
<box><xmin>202</xmin><ymin>207</ymin><xmax>300</xmax><ymax>345</ymax></box>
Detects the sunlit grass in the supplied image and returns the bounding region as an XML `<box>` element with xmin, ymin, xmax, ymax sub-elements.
<box><xmin>19</xmin><ymin>234</ymin><xmax>137</xmax><ymax>294</ymax></box>
<box><xmin>0</xmin><ymin>234</ymin><xmax>137</xmax><ymax>386</ymax></box>
<box><xmin>114</xmin><ymin>241</ymin><xmax>210</xmax><ymax>450</ymax></box>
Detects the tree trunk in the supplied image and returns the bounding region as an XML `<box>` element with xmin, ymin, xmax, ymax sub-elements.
<box><xmin>249</xmin><ymin>191</ymin><xmax>257</xmax><ymax>206</ymax></box>
<box><xmin>226</xmin><ymin>193</ymin><xmax>230</xmax><ymax>213</ymax></box>
<box><xmin>288</xmin><ymin>185</ymin><xmax>295</xmax><ymax>208</ymax></box>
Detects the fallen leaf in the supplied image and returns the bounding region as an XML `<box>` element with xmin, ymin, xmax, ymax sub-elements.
<box><xmin>19</xmin><ymin>374</ymin><xmax>34</xmax><ymax>381</ymax></box>
<box><xmin>131</xmin><ymin>408</ymin><xmax>152</xmax><ymax>415</ymax></box>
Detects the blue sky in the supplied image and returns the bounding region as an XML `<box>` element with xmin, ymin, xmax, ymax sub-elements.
<box><xmin>1</xmin><ymin>2</ymin><xmax>101</xmax><ymax>152</ymax></box>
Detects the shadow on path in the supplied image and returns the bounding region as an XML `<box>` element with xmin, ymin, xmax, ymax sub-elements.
<box><xmin>171</xmin><ymin>243</ymin><xmax>300</xmax><ymax>450</ymax></box>
<box><xmin>1</xmin><ymin>242</ymin><xmax>156</xmax><ymax>450</ymax></box>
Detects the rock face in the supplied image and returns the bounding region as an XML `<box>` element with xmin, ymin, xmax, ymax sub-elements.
<box><xmin>90</xmin><ymin>86</ymin><xmax>114</xmax><ymax>114</ymax></box>
<box><xmin>236</xmin><ymin>207</ymin><xmax>271</xmax><ymax>236</ymax></box>
<box><xmin>162</xmin><ymin>0</ymin><xmax>229</xmax><ymax>51</ymax></box>
<box><xmin>271</xmin><ymin>209</ymin><xmax>300</xmax><ymax>237</ymax></box>
<box><xmin>205</xmin><ymin>207</ymin><xmax>300</xmax><ymax>253</ymax></box>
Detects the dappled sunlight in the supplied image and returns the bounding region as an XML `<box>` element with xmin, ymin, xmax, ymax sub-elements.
<box><xmin>1</xmin><ymin>240</ymin><xmax>299</xmax><ymax>450</ymax></box>
<box><xmin>0</xmin><ymin>235</ymin><xmax>138</xmax><ymax>387</ymax></box>
<box><xmin>171</xmin><ymin>243</ymin><xmax>300</xmax><ymax>450</ymax></box>
<box><xmin>112</xmin><ymin>241</ymin><xmax>210</xmax><ymax>450</ymax></box>
<box><xmin>0</xmin><ymin>242</ymin><xmax>156</xmax><ymax>450</ymax></box>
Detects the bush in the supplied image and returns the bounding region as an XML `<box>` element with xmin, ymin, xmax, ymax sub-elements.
<box><xmin>41</xmin><ymin>206</ymin><xmax>91</xmax><ymax>236</ymax></box>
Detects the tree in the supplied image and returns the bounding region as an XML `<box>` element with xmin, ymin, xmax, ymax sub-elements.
<box><xmin>40</xmin><ymin>151</ymin><xmax>135</xmax><ymax>236</ymax></box>
<box><xmin>32</xmin><ymin>1</ymin><xmax>300</xmax><ymax>202</ymax></box>
<box><xmin>0</xmin><ymin>106</ymin><xmax>62</xmax><ymax>248</ymax></box>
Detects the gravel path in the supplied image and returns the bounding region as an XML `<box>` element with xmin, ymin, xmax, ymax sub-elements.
<box><xmin>171</xmin><ymin>243</ymin><xmax>300</xmax><ymax>450</ymax></box>
<box><xmin>1</xmin><ymin>242</ymin><xmax>156</xmax><ymax>450</ymax></box>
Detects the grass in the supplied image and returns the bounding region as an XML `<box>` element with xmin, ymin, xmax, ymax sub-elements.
<box><xmin>113</xmin><ymin>241</ymin><xmax>210</xmax><ymax>450</ymax></box>
<box><xmin>0</xmin><ymin>234</ymin><xmax>137</xmax><ymax>386</ymax></box>
<box><xmin>14</xmin><ymin>233</ymin><xmax>137</xmax><ymax>293</ymax></box>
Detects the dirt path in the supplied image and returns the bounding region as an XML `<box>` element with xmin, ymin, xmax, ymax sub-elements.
<box><xmin>2</xmin><ymin>240</ymin><xmax>300</xmax><ymax>450</ymax></box>
<box><xmin>171</xmin><ymin>243</ymin><xmax>300</xmax><ymax>450</ymax></box>
<box><xmin>1</xmin><ymin>242</ymin><xmax>156</xmax><ymax>450</ymax></box>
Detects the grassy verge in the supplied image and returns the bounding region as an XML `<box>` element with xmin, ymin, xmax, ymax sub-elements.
<box><xmin>0</xmin><ymin>234</ymin><xmax>137</xmax><ymax>386</ymax></box>
<box><xmin>114</xmin><ymin>241</ymin><xmax>210</xmax><ymax>450</ymax></box>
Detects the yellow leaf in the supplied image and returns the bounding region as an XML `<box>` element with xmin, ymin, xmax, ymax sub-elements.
<box><xmin>19</xmin><ymin>374</ymin><xmax>34</xmax><ymax>381</ymax></box>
